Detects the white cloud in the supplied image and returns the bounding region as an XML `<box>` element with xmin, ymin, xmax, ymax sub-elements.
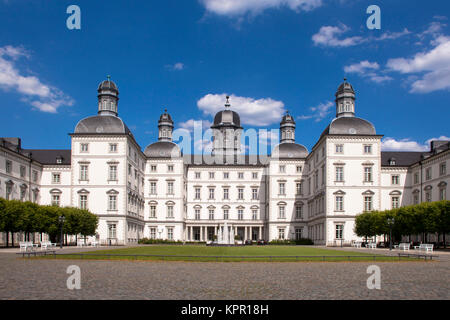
<box><xmin>200</xmin><ymin>0</ymin><xmax>323</xmax><ymax>16</ymax></box>
<box><xmin>387</xmin><ymin>36</ymin><xmax>450</xmax><ymax>93</ymax></box>
<box><xmin>418</xmin><ymin>21</ymin><xmax>447</xmax><ymax>40</ymax></box>
<box><xmin>0</xmin><ymin>45</ymin><xmax>73</xmax><ymax>113</ymax></box>
<box><xmin>312</xmin><ymin>24</ymin><xmax>365</xmax><ymax>47</ymax></box>
<box><xmin>381</xmin><ymin>136</ymin><xmax>450</xmax><ymax>151</ymax></box>
<box><xmin>166</xmin><ymin>62</ymin><xmax>185</xmax><ymax>71</ymax></box>
<box><xmin>258</xmin><ymin>130</ymin><xmax>279</xmax><ymax>144</ymax></box>
<box><xmin>344</xmin><ymin>61</ymin><xmax>379</xmax><ymax>74</ymax></box>
<box><xmin>194</xmin><ymin>138</ymin><xmax>213</xmax><ymax>153</ymax></box>
<box><xmin>197</xmin><ymin>93</ymin><xmax>285</xmax><ymax>126</ymax></box>
<box><xmin>298</xmin><ymin>101</ymin><xmax>333</xmax><ymax>122</ymax></box>
<box><xmin>344</xmin><ymin>60</ymin><xmax>393</xmax><ymax>83</ymax></box>
<box><xmin>179</xmin><ymin>119</ymin><xmax>212</xmax><ymax>131</ymax></box>
<box><xmin>376</xmin><ymin>28</ymin><xmax>411</xmax><ymax>41</ymax></box>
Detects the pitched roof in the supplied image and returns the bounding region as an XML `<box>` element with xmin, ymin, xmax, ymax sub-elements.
<box><xmin>381</xmin><ymin>151</ymin><xmax>424</xmax><ymax>167</ymax></box>
<box><xmin>24</xmin><ymin>149</ymin><xmax>71</xmax><ymax>165</ymax></box>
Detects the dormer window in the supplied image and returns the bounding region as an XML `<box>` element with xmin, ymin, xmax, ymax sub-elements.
<box><xmin>389</xmin><ymin>158</ymin><xmax>396</xmax><ymax>166</ymax></box>
<box><xmin>56</xmin><ymin>157</ymin><xmax>63</xmax><ymax>164</ymax></box>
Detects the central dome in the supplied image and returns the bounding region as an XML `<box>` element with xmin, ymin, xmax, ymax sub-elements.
<box><xmin>212</xmin><ymin>109</ymin><xmax>241</xmax><ymax>128</ymax></box>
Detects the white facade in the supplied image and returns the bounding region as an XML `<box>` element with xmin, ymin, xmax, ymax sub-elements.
<box><xmin>1</xmin><ymin>79</ymin><xmax>449</xmax><ymax>246</ymax></box>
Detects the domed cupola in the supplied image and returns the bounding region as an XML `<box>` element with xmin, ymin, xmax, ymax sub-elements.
<box><xmin>158</xmin><ymin>109</ymin><xmax>174</xmax><ymax>142</ymax></box>
<box><xmin>280</xmin><ymin>111</ymin><xmax>296</xmax><ymax>143</ymax></box>
<box><xmin>335</xmin><ymin>78</ymin><xmax>356</xmax><ymax>118</ymax></box>
<box><xmin>97</xmin><ymin>76</ymin><xmax>119</xmax><ymax>116</ymax></box>
<box><xmin>211</xmin><ymin>96</ymin><xmax>243</xmax><ymax>156</ymax></box>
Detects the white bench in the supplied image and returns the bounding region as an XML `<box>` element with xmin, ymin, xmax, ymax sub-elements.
<box><xmin>415</xmin><ymin>244</ymin><xmax>433</xmax><ymax>253</ymax></box>
<box><xmin>19</xmin><ymin>242</ymin><xmax>37</xmax><ymax>252</ymax></box>
<box><xmin>367</xmin><ymin>243</ymin><xmax>377</xmax><ymax>249</ymax></box>
<box><xmin>77</xmin><ymin>241</ymin><xmax>86</xmax><ymax>247</ymax></box>
<box><xmin>352</xmin><ymin>242</ymin><xmax>362</xmax><ymax>248</ymax></box>
<box><xmin>90</xmin><ymin>241</ymin><xmax>99</xmax><ymax>247</ymax></box>
<box><xmin>40</xmin><ymin>241</ymin><xmax>57</xmax><ymax>250</ymax></box>
<box><xmin>398</xmin><ymin>243</ymin><xmax>410</xmax><ymax>251</ymax></box>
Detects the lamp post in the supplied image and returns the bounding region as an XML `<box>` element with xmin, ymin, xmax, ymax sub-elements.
<box><xmin>58</xmin><ymin>216</ymin><xmax>66</xmax><ymax>249</ymax></box>
<box><xmin>387</xmin><ymin>218</ymin><xmax>395</xmax><ymax>251</ymax></box>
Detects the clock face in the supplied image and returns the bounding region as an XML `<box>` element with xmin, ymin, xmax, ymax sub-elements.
<box><xmin>96</xmin><ymin>126</ymin><xmax>104</xmax><ymax>133</ymax></box>
<box><xmin>349</xmin><ymin>128</ymin><xmax>356</xmax><ymax>134</ymax></box>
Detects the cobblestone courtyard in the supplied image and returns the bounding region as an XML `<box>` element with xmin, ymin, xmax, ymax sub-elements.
<box><xmin>0</xmin><ymin>247</ymin><xmax>449</xmax><ymax>300</ymax></box>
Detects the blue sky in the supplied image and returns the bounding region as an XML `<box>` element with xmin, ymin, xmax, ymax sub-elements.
<box><xmin>0</xmin><ymin>0</ymin><xmax>449</xmax><ymax>153</ymax></box>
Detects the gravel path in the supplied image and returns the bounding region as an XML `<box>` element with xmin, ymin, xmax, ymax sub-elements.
<box><xmin>0</xmin><ymin>249</ymin><xmax>449</xmax><ymax>300</ymax></box>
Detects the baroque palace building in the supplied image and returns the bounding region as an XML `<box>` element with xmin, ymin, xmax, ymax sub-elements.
<box><xmin>0</xmin><ymin>79</ymin><xmax>449</xmax><ymax>246</ymax></box>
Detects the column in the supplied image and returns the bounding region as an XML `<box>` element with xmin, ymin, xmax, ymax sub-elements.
<box><xmin>258</xmin><ymin>226</ymin><xmax>262</xmax><ymax>240</ymax></box>
<box><xmin>244</xmin><ymin>226</ymin><xmax>248</xmax><ymax>241</ymax></box>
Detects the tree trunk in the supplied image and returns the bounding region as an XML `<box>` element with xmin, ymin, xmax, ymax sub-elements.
<box><xmin>444</xmin><ymin>233</ymin><xmax>446</xmax><ymax>249</ymax></box>
<box><xmin>6</xmin><ymin>232</ymin><xmax>9</xmax><ymax>248</ymax></box>
<box><xmin>11</xmin><ymin>232</ymin><xmax>15</xmax><ymax>247</ymax></box>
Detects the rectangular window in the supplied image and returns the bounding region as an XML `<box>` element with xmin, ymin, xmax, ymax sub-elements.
<box><xmin>195</xmin><ymin>188</ymin><xmax>201</xmax><ymax>200</ymax></box>
<box><xmin>335</xmin><ymin>167</ymin><xmax>344</xmax><ymax>182</ymax></box>
<box><xmin>238</xmin><ymin>209</ymin><xmax>243</xmax><ymax>220</ymax></box>
<box><xmin>238</xmin><ymin>172</ymin><xmax>244</xmax><ymax>179</ymax></box>
<box><xmin>209</xmin><ymin>172</ymin><xmax>215</xmax><ymax>179</ymax></box>
<box><xmin>223</xmin><ymin>188</ymin><xmax>229</xmax><ymax>200</ymax></box>
<box><xmin>364</xmin><ymin>167</ymin><xmax>372</xmax><ymax>182</ymax></box>
<box><xmin>223</xmin><ymin>172</ymin><xmax>229</xmax><ymax>179</ymax></box>
<box><xmin>279</xmin><ymin>183</ymin><xmax>285</xmax><ymax>195</ymax></box>
<box><xmin>296</xmin><ymin>182</ymin><xmax>303</xmax><ymax>195</ymax></box>
<box><xmin>364</xmin><ymin>196</ymin><xmax>372</xmax><ymax>212</ymax></box>
<box><xmin>223</xmin><ymin>209</ymin><xmax>229</xmax><ymax>220</ymax></box>
<box><xmin>150</xmin><ymin>227</ymin><xmax>156</xmax><ymax>239</ymax></box>
<box><xmin>391</xmin><ymin>175</ymin><xmax>399</xmax><ymax>185</ymax></box>
<box><xmin>209</xmin><ymin>210</ymin><xmax>214</xmax><ymax>220</ymax></box>
<box><xmin>167</xmin><ymin>227</ymin><xmax>174</xmax><ymax>240</ymax></box>
<box><xmin>33</xmin><ymin>170</ymin><xmax>38</xmax><ymax>182</ymax></box>
<box><xmin>414</xmin><ymin>172</ymin><xmax>419</xmax><ymax>184</ymax></box>
<box><xmin>238</xmin><ymin>188</ymin><xmax>244</xmax><ymax>200</ymax></box>
<box><xmin>109</xmin><ymin>166</ymin><xmax>117</xmax><ymax>181</ymax></box>
<box><xmin>79</xmin><ymin>195</ymin><xmax>87</xmax><ymax>209</ymax></box>
<box><xmin>278</xmin><ymin>228</ymin><xmax>285</xmax><ymax>240</ymax></box>
<box><xmin>151</xmin><ymin>165</ymin><xmax>157</xmax><ymax>172</ymax></box>
<box><xmin>426</xmin><ymin>192</ymin><xmax>432</xmax><ymax>202</ymax></box>
<box><xmin>364</xmin><ymin>145</ymin><xmax>372</xmax><ymax>154</ymax></box>
<box><xmin>20</xmin><ymin>166</ymin><xmax>26</xmax><ymax>178</ymax></box>
<box><xmin>167</xmin><ymin>206</ymin><xmax>174</xmax><ymax>218</ymax></box>
<box><xmin>426</xmin><ymin>167</ymin><xmax>432</xmax><ymax>180</ymax></box>
<box><xmin>440</xmin><ymin>162</ymin><xmax>447</xmax><ymax>176</ymax></box>
<box><xmin>80</xmin><ymin>143</ymin><xmax>89</xmax><ymax>153</ymax></box>
<box><xmin>335</xmin><ymin>225</ymin><xmax>343</xmax><ymax>239</ymax></box>
<box><xmin>279</xmin><ymin>165</ymin><xmax>286</xmax><ymax>173</ymax></box>
<box><xmin>168</xmin><ymin>165</ymin><xmax>174</xmax><ymax>172</ymax></box>
<box><xmin>252</xmin><ymin>172</ymin><xmax>258</xmax><ymax>179</ymax></box>
<box><xmin>336</xmin><ymin>196</ymin><xmax>344</xmax><ymax>211</ymax></box>
<box><xmin>108</xmin><ymin>224</ymin><xmax>117</xmax><ymax>239</ymax></box>
<box><xmin>5</xmin><ymin>185</ymin><xmax>12</xmax><ymax>200</ymax></box>
<box><xmin>195</xmin><ymin>172</ymin><xmax>201</xmax><ymax>179</ymax></box>
<box><xmin>150</xmin><ymin>182</ymin><xmax>157</xmax><ymax>195</ymax></box>
<box><xmin>413</xmin><ymin>194</ymin><xmax>419</xmax><ymax>205</ymax></box>
<box><xmin>295</xmin><ymin>228</ymin><xmax>303</xmax><ymax>240</ymax></box>
<box><xmin>392</xmin><ymin>196</ymin><xmax>400</xmax><ymax>209</ymax></box>
<box><xmin>335</xmin><ymin>144</ymin><xmax>343</xmax><ymax>154</ymax></box>
<box><xmin>296</xmin><ymin>206</ymin><xmax>303</xmax><ymax>219</ymax></box>
<box><xmin>167</xmin><ymin>182</ymin><xmax>174</xmax><ymax>195</ymax></box>
<box><xmin>6</xmin><ymin>160</ymin><xmax>12</xmax><ymax>173</ymax></box>
<box><xmin>80</xmin><ymin>165</ymin><xmax>88</xmax><ymax>181</ymax></box>
<box><xmin>195</xmin><ymin>209</ymin><xmax>201</xmax><ymax>220</ymax></box>
<box><xmin>209</xmin><ymin>188</ymin><xmax>215</xmax><ymax>200</ymax></box>
<box><xmin>439</xmin><ymin>188</ymin><xmax>446</xmax><ymax>201</ymax></box>
<box><xmin>297</xmin><ymin>166</ymin><xmax>303</xmax><ymax>173</ymax></box>
<box><xmin>150</xmin><ymin>206</ymin><xmax>156</xmax><ymax>218</ymax></box>
<box><xmin>278</xmin><ymin>206</ymin><xmax>285</xmax><ymax>219</ymax></box>
<box><xmin>52</xmin><ymin>173</ymin><xmax>61</xmax><ymax>184</ymax></box>
<box><xmin>108</xmin><ymin>195</ymin><xmax>117</xmax><ymax>211</ymax></box>
<box><xmin>51</xmin><ymin>195</ymin><xmax>60</xmax><ymax>206</ymax></box>
<box><xmin>252</xmin><ymin>188</ymin><xmax>258</xmax><ymax>200</ymax></box>
<box><xmin>109</xmin><ymin>143</ymin><xmax>118</xmax><ymax>153</ymax></box>
<box><xmin>252</xmin><ymin>210</ymin><xmax>258</xmax><ymax>220</ymax></box>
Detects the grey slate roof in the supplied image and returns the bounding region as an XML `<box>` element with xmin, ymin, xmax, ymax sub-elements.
<box><xmin>271</xmin><ymin>142</ymin><xmax>308</xmax><ymax>159</ymax></box>
<box><xmin>212</xmin><ymin>110</ymin><xmax>242</xmax><ymax>128</ymax></box>
<box><xmin>144</xmin><ymin>141</ymin><xmax>181</xmax><ymax>158</ymax></box>
<box><xmin>381</xmin><ymin>151</ymin><xmax>424</xmax><ymax>167</ymax></box>
<box><xmin>320</xmin><ymin>117</ymin><xmax>376</xmax><ymax>139</ymax></box>
<box><xmin>74</xmin><ymin>115</ymin><xmax>132</xmax><ymax>135</ymax></box>
<box><xmin>23</xmin><ymin>149</ymin><xmax>71</xmax><ymax>165</ymax></box>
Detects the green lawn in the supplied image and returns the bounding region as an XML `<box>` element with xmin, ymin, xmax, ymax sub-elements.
<box><xmin>43</xmin><ymin>245</ymin><xmax>420</xmax><ymax>262</ymax></box>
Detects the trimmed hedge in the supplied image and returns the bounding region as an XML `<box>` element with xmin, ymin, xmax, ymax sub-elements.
<box><xmin>269</xmin><ymin>239</ymin><xmax>314</xmax><ymax>245</ymax></box>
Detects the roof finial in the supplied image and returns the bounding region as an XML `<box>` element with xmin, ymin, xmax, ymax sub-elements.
<box><xmin>344</xmin><ymin>77</ymin><xmax>347</xmax><ymax>82</ymax></box>
<box><xmin>107</xmin><ymin>75</ymin><xmax>111</xmax><ymax>81</ymax></box>
<box><xmin>164</xmin><ymin>108</ymin><xmax>167</xmax><ymax>113</ymax></box>
<box><xmin>225</xmin><ymin>95</ymin><xmax>230</xmax><ymax>108</ymax></box>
